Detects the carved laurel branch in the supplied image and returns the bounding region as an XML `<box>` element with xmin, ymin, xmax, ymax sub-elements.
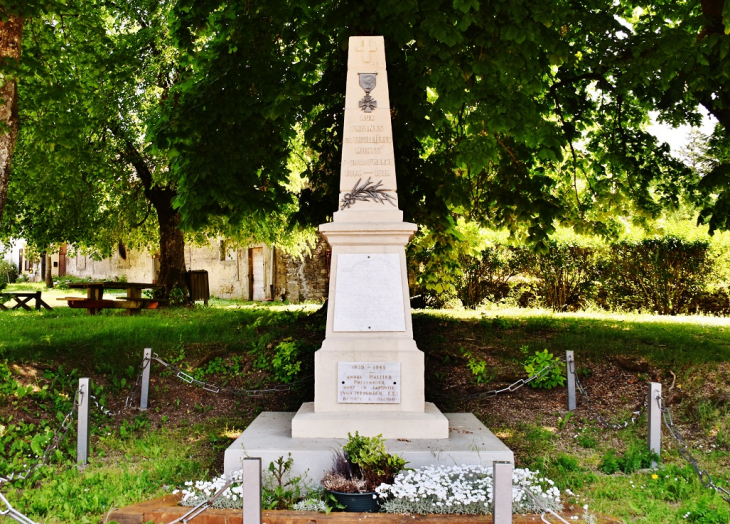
<box><xmin>340</xmin><ymin>177</ymin><xmax>396</xmax><ymax>210</ymax></box>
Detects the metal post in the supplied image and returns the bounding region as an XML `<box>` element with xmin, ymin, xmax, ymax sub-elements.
<box><xmin>243</xmin><ymin>458</ymin><xmax>262</xmax><ymax>524</ymax></box>
<box><xmin>77</xmin><ymin>378</ymin><xmax>90</xmax><ymax>464</ymax></box>
<box><xmin>493</xmin><ymin>461</ymin><xmax>513</xmax><ymax>524</ymax></box>
<box><xmin>140</xmin><ymin>348</ymin><xmax>152</xmax><ymax>410</ymax></box>
<box><xmin>648</xmin><ymin>381</ymin><xmax>662</xmax><ymax>467</ymax></box>
<box><xmin>566</xmin><ymin>350</ymin><xmax>576</xmax><ymax>411</ymax></box>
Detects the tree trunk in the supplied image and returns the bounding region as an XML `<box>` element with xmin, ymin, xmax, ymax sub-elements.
<box><xmin>120</xmin><ymin>138</ymin><xmax>187</xmax><ymax>300</ymax></box>
<box><xmin>0</xmin><ymin>15</ymin><xmax>23</xmax><ymax>229</ymax></box>
<box><xmin>154</xmin><ymin>193</ymin><xmax>188</xmax><ymax>300</ymax></box>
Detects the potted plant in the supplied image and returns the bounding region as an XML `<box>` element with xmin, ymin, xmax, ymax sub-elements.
<box><xmin>321</xmin><ymin>432</ymin><xmax>407</xmax><ymax>513</ymax></box>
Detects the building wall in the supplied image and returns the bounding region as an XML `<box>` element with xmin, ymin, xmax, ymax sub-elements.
<box><xmin>276</xmin><ymin>235</ymin><xmax>330</xmax><ymax>303</ymax></box>
<box><xmin>0</xmin><ymin>240</ymin><xmax>21</xmax><ymax>269</ymax></box>
<box><xmin>60</xmin><ymin>239</ymin><xmax>329</xmax><ymax>302</ymax></box>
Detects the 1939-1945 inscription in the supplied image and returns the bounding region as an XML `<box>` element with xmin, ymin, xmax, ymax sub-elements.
<box><xmin>338</xmin><ymin>362</ymin><xmax>401</xmax><ymax>404</ymax></box>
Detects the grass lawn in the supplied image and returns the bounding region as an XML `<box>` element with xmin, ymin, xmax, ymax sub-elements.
<box><xmin>0</xmin><ymin>285</ymin><xmax>728</xmax><ymax>523</ymax></box>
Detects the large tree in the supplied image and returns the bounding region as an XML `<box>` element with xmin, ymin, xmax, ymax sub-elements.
<box><xmin>4</xmin><ymin>0</ymin><xmax>191</xmax><ymax>293</ymax></box>
<box><xmin>5</xmin><ymin>0</ymin><xmax>729</xmax><ymax>285</ymax></box>
<box><xmin>0</xmin><ymin>9</ymin><xmax>23</xmax><ymax>228</ymax></box>
<box><xmin>168</xmin><ymin>1</ymin><xmax>728</xmax><ymax>250</ymax></box>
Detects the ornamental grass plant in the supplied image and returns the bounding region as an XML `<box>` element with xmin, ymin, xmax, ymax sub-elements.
<box><xmin>321</xmin><ymin>432</ymin><xmax>407</xmax><ymax>493</ymax></box>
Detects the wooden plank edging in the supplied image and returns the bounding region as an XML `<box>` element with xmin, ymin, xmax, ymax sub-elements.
<box><xmin>109</xmin><ymin>495</ymin><xmax>621</xmax><ymax>524</ymax></box>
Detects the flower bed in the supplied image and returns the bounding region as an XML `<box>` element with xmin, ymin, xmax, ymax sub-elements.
<box><xmin>376</xmin><ymin>465</ymin><xmax>561</xmax><ymax>515</ymax></box>
<box><xmin>175</xmin><ymin>464</ymin><xmax>562</xmax><ymax>516</ymax></box>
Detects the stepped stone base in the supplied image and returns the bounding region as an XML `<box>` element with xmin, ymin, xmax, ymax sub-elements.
<box><xmin>291</xmin><ymin>402</ymin><xmax>450</xmax><ymax>439</ymax></box>
<box><xmin>224</xmin><ymin>411</ymin><xmax>513</xmax><ymax>481</ymax></box>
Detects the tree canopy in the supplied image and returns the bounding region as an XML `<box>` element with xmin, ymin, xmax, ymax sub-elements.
<box><xmin>1</xmin><ymin>0</ymin><xmax>729</xmax><ymax>286</ymax></box>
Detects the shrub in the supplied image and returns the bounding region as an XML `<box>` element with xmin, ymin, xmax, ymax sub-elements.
<box><xmin>522</xmin><ymin>348</ymin><xmax>566</xmax><ymax>389</ymax></box>
<box><xmin>340</xmin><ymin>432</ymin><xmax>407</xmax><ymax>491</ymax></box>
<box><xmin>0</xmin><ymin>260</ymin><xmax>18</xmax><ymax>291</ymax></box>
<box><xmin>604</xmin><ymin>237</ymin><xmax>712</xmax><ymax>315</ymax></box>
<box><xmin>524</xmin><ymin>241</ymin><xmax>601</xmax><ymax>311</ymax></box>
<box><xmin>53</xmin><ymin>275</ymin><xmax>94</xmax><ymax>290</ymax></box>
<box><xmin>599</xmin><ymin>445</ymin><xmax>658</xmax><ymax>475</ymax></box>
<box><xmin>457</xmin><ymin>245</ymin><xmax>532</xmax><ymax>309</ymax></box>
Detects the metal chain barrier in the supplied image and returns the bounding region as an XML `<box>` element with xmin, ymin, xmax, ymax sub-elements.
<box><xmin>89</xmin><ymin>356</ymin><xmax>150</xmax><ymax>417</ymax></box>
<box><xmin>0</xmin><ymin>390</ymin><xmax>79</xmax><ymax>485</ymax></box>
<box><xmin>656</xmin><ymin>394</ymin><xmax>730</xmax><ymax>504</ymax></box>
<box><xmin>166</xmin><ymin>474</ymin><xmax>242</xmax><ymax>524</ymax></box>
<box><xmin>573</xmin><ymin>367</ymin><xmax>647</xmax><ymax>430</ymax></box>
<box><xmin>0</xmin><ymin>491</ymin><xmax>40</xmax><ymax>524</ymax></box>
<box><xmin>517</xmin><ymin>481</ymin><xmax>570</xmax><ymax>524</ymax></box>
<box><xmin>150</xmin><ymin>353</ymin><xmax>313</xmax><ymax>397</ymax></box>
<box><xmin>465</xmin><ymin>363</ymin><xmax>556</xmax><ymax>399</ymax></box>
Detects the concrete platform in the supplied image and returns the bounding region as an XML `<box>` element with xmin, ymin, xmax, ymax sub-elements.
<box><xmin>224</xmin><ymin>411</ymin><xmax>513</xmax><ymax>481</ymax></box>
<box><xmin>291</xmin><ymin>402</ymin><xmax>450</xmax><ymax>439</ymax></box>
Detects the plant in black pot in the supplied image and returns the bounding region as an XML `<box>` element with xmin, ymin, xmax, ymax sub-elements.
<box><xmin>322</xmin><ymin>432</ymin><xmax>407</xmax><ymax>513</ymax></box>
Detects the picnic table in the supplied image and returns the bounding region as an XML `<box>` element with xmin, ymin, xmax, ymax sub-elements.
<box><xmin>0</xmin><ymin>291</ymin><xmax>53</xmax><ymax>311</ymax></box>
<box><xmin>60</xmin><ymin>282</ymin><xmax>165</xmax><ymax>315</ymax></box>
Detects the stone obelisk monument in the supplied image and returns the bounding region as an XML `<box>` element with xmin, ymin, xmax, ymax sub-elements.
<box><xmin>224</xmin><ymin>37</ymin><xmax>512</xmax><ymax>479</ymax></box>
<box><xmin>290</xmin><ymin>36</ymin><xmax>449</xmax><ymax>439</ymax></box>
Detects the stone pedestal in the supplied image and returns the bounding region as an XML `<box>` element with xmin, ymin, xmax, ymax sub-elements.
<box><xmin>291</xmin><ymin>221</ymin><xmax>449</xmax><ymax>439</ymax></box>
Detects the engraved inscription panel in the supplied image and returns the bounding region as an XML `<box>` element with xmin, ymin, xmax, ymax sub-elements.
<box><xmin>338</xmin><ymin>362</ymin><xmax>401</xmax><ymax>404</ymax></box>
<box><xmin>333</xmin><ymin>253</ymin><xmax>406</xmax><ymax>332</ymax></box>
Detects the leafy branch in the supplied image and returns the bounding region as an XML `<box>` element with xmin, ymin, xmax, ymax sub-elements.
<box><xmin>340</xmin><ymin>177</ymin><xmax>396</xmax><ymax>210</ymax></box>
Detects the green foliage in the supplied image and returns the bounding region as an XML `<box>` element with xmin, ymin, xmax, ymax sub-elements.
<box><xmin>262</xmin><ymin>455</ymin><xmax>304</xmax><ymax>510</ymax></box>
<box><xmin>458</xmin><ymin>245</ymin><xmax>532</xmax><ymax>309</ymax></box>
<box><xmin>0</xmin><ymin>260</ymin><xmax>18</xmax><ymax>291</ymax></box>
<box><xmin>557</xmin><ymin>412</ymin><xmax>572</xmax><ymax>432</ymax></box>
<box><xmin>342</xmin><ymin>432</ymin><xmax>407</xmax><ymax>491</ymax></box>
<box><xmin>252</xmin><ymin>336</ymin><xmax>305</xmax><ymax>385</ymax></box>
<box><xmin>53</xmin><ymin>276</ymin><xmax>95</xmax><ymax>291</ymax></box>
<box><xmin>522</xmin><ymin>348</ymin><xmax>566</xmax><ymax>390</ymax></box>
<box><xmin>604</xmin><ymin>238</ymin><xmax>712</xmax><ymax>315</ymax></box>
<box><xmin>524</xmin><ymin>241</ymin><xmax>601</xmax><ymax>311</ymax></box>
<box><xmin>552</xmin><ymin>453</ymin><xmax>580</xmax><ymax>473</ymax></box>
<box><xmin>679</xmin><ymin>493</ymin><xmax>730</xmax><ymax>523</ymax></box>
<box><xmin>460</xmin><ymin>347</ymin><xmax>493</xmax><ymax>385</ymax></box>
<box><xmin>270</xmin><ymin>340</ymin><xmax>302</xmax><ymax>384</ymax></box>
<box><xmin>168</xmin><ymin>287</ymin><xmax>187</xmax><ymax>307</ymax></box>
<box><xmin>598</xmin><ymin>445</ymin><xmax>659</xmax><ymax>475</ymax></box>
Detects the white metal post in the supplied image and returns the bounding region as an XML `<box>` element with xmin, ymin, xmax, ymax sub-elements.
<box><xmin>493</xmin><ymin>461</ymin><xmax>513</xmax><ymax>524</ymax></box>
<box><xmin>77</xmin><ymin>378</ymin><xmax>90</xmax><ymax>464</ymax></box>
<box><xmin>648</xmin><ymin>381</ymin><xmax>662</xmax><ymax>467</ymax></box>
<box><xmin>243</xmin><ymin>458</ymin><xmax>262</xmax><ymax>524</ymax></box>
<box><xmin>140</xmin><ymin>348</ymin><xmax>152</xmax><ymax>410</ymax></box>
<box><xmin>566</xmin><ymin>350</ymin><xmax>576</xmax><ymax>411</ymax></box>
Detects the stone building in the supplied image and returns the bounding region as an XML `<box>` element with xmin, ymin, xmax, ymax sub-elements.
<box><xmin>46</xmin><ymin>237</ymin><xmax>330</xmax><ymax>303</ymax></box>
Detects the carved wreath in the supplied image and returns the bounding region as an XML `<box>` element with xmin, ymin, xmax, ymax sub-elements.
<box><xmin>340</xmin><ymin>177</ymin><xmax>396</xmax><ymax>210</ymax></box>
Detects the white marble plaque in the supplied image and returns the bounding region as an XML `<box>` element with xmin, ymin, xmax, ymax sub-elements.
<box><xmin>333</xmin><ymin>253</ymin><xmax>406</xmax><ymax>332</ymax></box>
<box><xmin>338</xmin><ymin>362</ymin><xmax>401</xmax><ymax>404</ymax></box>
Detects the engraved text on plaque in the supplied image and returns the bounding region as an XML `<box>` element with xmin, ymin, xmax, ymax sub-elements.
<box><xmin>338</xmin><ymin>362</ymin><xmax>401</xmax><ymax>404</ymax></box>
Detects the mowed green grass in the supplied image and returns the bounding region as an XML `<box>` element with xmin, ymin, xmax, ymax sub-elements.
<box><xmin>1</xmin><ymin>290</ymin><xmax>730</xmax><ymax>523</ymax></box>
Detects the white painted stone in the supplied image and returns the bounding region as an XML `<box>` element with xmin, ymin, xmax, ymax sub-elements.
<box><xmin>225</xmin><ymin>411</ymin><xmax>513</xmax><ymax>481</ymax></box>
<box><xmin>338</xmin><ymin>362</ymin><xmax>401</xmax><ymax>404</ymax></box>
<box><xmin>292</xmin><ymin>401</ymin><xmax>448</xmax><ymax>439</ymax></box>
<box><xmin>337</xmin><ymin>36</ymin><xmax>398</xmax><ymax>219</ymax></box>
<box><xmin>333</xmin><ymin>254</ymin><xmax>405</xmax><ymax>332</ymax></box>
<box><xmin>287</xmin><ymin>36</ymin><xmax>450</xmax><ymax>440</ymax></box>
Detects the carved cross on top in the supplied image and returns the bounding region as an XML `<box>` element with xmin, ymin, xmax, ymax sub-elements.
<box><xmin>356</xmin><ymin>39</ymin><xmax>377</xmax><ymax>64</ymax></box>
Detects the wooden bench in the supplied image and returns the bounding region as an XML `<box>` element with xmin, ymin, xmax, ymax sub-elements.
<box><xmin>60</xmin><ymin>282</ymin><xmax>165</xmax><ymax>315</ymax></box>
<box><xmin>0</xmin><ymin>291</ymin><xmax>53</xmax><ymax>311</ymax></box>
<box><xmin>64</xmin><ymin>298</ymin><xmax>163</xmax><ymax>310</ymax></box>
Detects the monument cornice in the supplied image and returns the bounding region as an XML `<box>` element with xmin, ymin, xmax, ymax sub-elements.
<box><xmin>319</xmin><ymin>221</ymin><xmax>417</xmax><ymax>246</ymax></box>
